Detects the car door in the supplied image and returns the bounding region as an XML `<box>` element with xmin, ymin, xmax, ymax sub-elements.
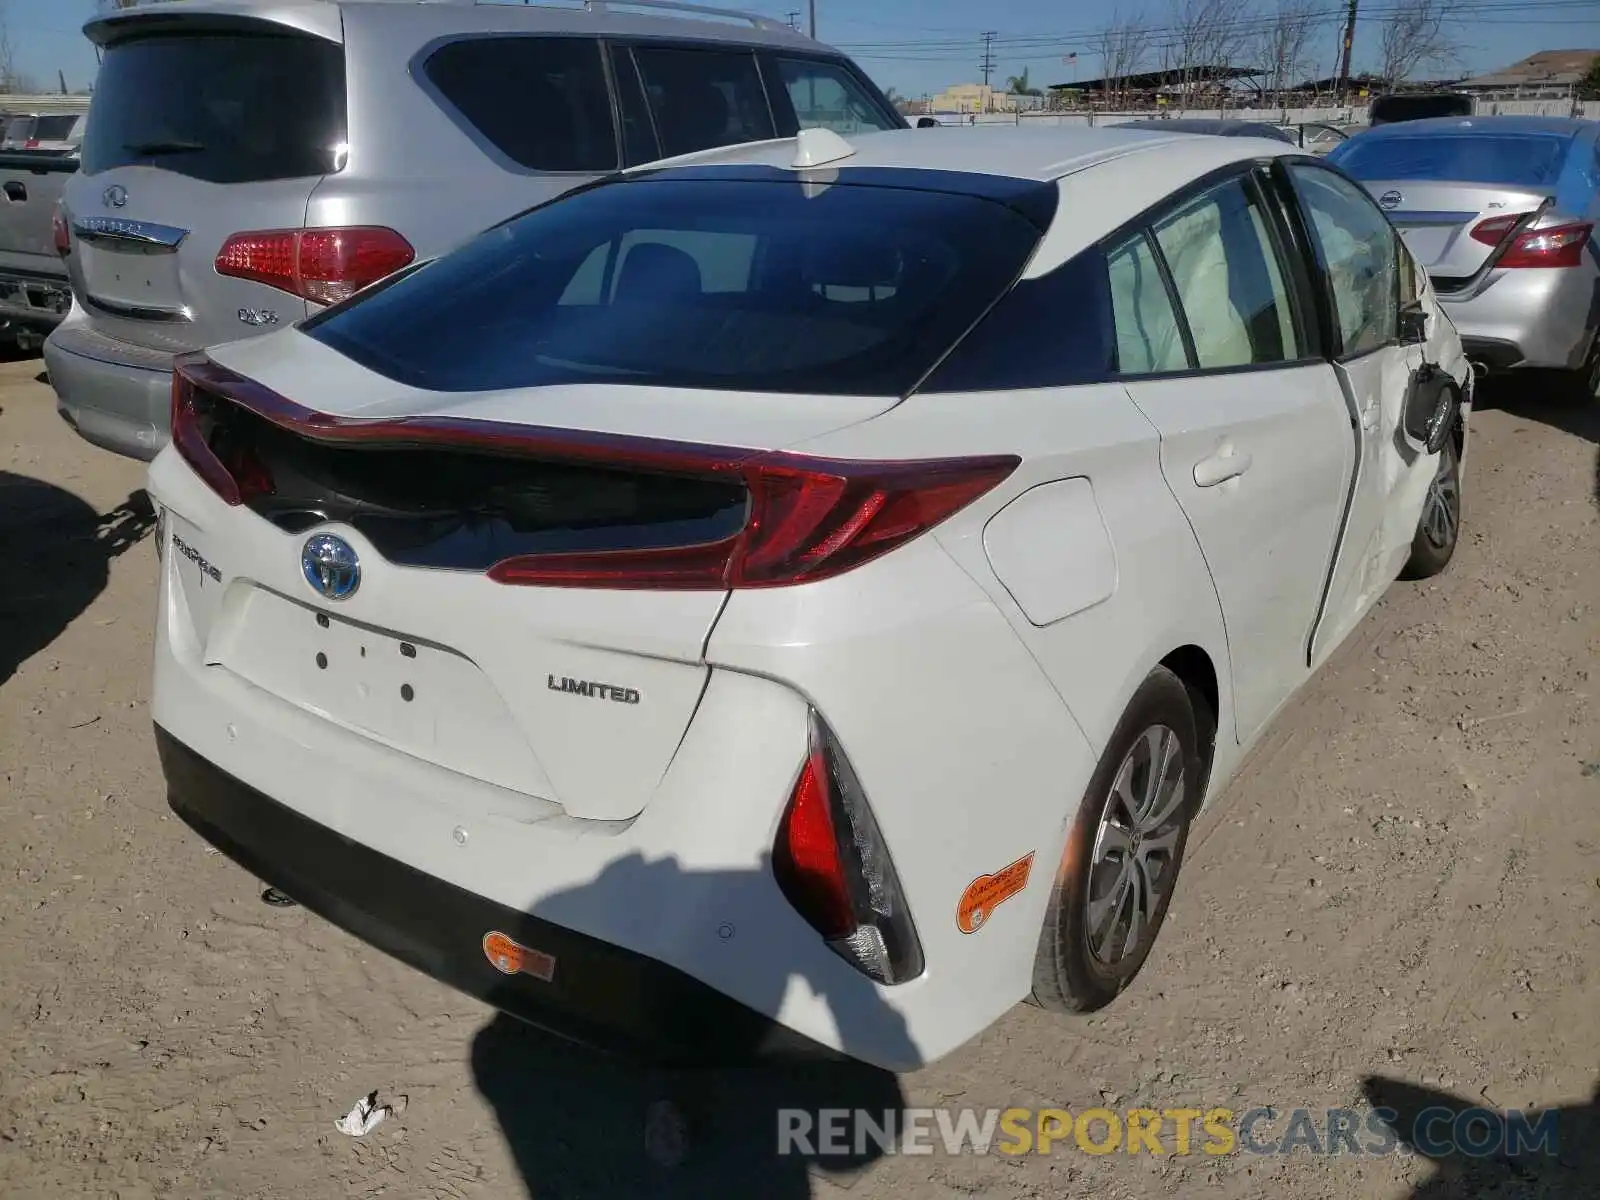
<box><xmin>1276</xmin><ymin>160</ymin><xmax>1425</xmax><ymax>668</ymax></box>
<box><xmin>1113</xmin><ymin>168</ymin><xmax>1355</xmax><ymax>745</ymax></box>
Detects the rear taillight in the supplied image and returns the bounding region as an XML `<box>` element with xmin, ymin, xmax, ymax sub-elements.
<box><xmin>171</xmin><ymin>364</ymin><xmax>276</xmax><ymax>506</ymax></box>
<box><xmin>214</xmin><ymin>227</ymin><xmax>415</xmax><ymax>305</ymax></box>
<box><xmin>1470</xmin><ymin>215</ymin><xmax>1593</xmax><ymax>268</ymax></box>
<box><xmin>488</xmin><ymin>453</ymin><xmax>1017</xmax><ymax>589</ymax></box>
<box><xmin>52</xmin><ymin>206</ymin><xmax>69</xmax><ymax>256</ymax></box>
<box><xmin>774</xmin><ymin>712</ymin><xmax>923</xmax><ymax>985</ymax></box>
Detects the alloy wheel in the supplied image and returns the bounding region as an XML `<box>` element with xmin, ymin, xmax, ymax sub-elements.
<box><xmin>1085</xmin><ymin>725</ymin><xmax>1187</xmax><ymax>966</ymax></box>
<box><xmin>1421</xmin><ymin>447</ymin><xmax>1460</xmax><ymax>552</ymax></box>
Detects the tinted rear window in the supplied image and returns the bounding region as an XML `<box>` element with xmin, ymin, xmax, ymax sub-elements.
<box><xmin>303</xmin><ymin>177</ymin><xmax>1044</xmax><ymax>397</ymax></box>
<box><xmin>82</xmin><ymin>33</ymin><xmax>345</xmax><ymax>183</ymax></box>
<box><xmin>34</xmin><ymin>115</ymin><xmax>79</xmax><ymax>141</ymax></box>
<box><xmin>1331</xmin><ymin>134</ymin><xmax>1569</xmax><ymax>187</ymax></box>
<box><xmin>423</xmin><ymin>37</ymin><xmax>616</xmax><ymax>172</ymax></box>
<box><xmin>1370</xmin><ymin>95</ymin><xmax>1472</xmax><ymax>123</ymax></box>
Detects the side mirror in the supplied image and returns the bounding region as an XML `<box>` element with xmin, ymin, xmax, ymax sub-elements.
<box><xmin>916</xmin><ymin>116</ymin><xmax>939</xmax><ymax>128</ymax></box>
<box><xmin>1399</xmin><ymin>301</ymin><xmax>1429</xmax><ymax>345</ymax></box>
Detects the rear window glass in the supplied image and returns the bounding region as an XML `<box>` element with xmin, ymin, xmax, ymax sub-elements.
<box><xmin>83</xmin><ymin>33</ymin><xmax>345</xmax><ymax>183</ymax></box>
<box><xmin>34</xmin><ymin>115</ymin><xmax>80</xmax><ymax>141</ymax></box>
<box><xmin>1370</xmin><ymin>95</ymin><xmax>1472</xmax><ymax>124</ymax></box>
<box><xmin>424</xmin><ymin>37</ymin><xmax>616</xmax><ymax>172</ymax></box>
<box><xmin>303</xmin><ymin>176</ymin><xmax>1043</xmax><ymax>397</ymax></box>
<box><xmin>1331</xmin><ymin>134</ymin><xmax>1569</xmax><ymax>187</ymax></box>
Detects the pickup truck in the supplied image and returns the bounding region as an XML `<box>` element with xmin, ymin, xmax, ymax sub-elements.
<box><xmin>0</xmin><ymin>149</ymin><xmax>75</xmax><ymax>352</ymax></box>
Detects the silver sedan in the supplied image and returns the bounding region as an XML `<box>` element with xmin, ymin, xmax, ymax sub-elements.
<box><xmin>1328</xmin><ymin>116</ymin><xmax>1600</xmax><ymax>396</ymax></box>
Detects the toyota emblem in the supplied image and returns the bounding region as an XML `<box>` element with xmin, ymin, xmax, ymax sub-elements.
<box><xmin>302</xmin><ymin>533</ymin><xmax>361</xmax><ymax>602</ymax></box>
<box><xmin>102</xmin><ymin>184</ymin><xmax>128</xmax><ymax>209</ymax></box>
<box><xmin>1378</xmin><ymin>189</ymin><xmax>1403</xmax><ymax>210</ymax></box>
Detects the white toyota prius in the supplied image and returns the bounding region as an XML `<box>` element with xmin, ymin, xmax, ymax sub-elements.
<box><xmin>147</xmin><ymin>125</ymin><xmax>1471</xmax><ymax>1071</ymax></box>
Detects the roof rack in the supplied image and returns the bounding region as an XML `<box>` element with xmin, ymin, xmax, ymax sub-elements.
<box><xmin>98</xmin><ymin>0</ymin><xmax>797</xmax><ymax>31</ymax></box>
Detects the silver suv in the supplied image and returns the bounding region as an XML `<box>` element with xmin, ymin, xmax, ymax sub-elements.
<box><xmin>47</xmin><ymin>0</ymin><xmax>904</xmax><ymax>460</ymax></box>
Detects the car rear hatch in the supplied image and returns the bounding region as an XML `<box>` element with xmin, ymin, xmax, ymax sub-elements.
<box><xmin>67</xmin><ymin>4</ymin><xmax>348</xmax><ymax>355</ymax></box>
<box><xmin>1367</xmin><ymin>181</ymin><xmax>1554</xmax><ymax>290</ymax></box>
<box><xmin>171</xmin><ymin>336</ymin><xmax>916</xmax><ymax>824</ymax></box>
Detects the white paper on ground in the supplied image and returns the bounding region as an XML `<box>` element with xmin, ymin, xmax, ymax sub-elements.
<box><xmin>335</xmin><ymin>1092</ymin><xmax>391</xmax><ymax>1137</ymax></box>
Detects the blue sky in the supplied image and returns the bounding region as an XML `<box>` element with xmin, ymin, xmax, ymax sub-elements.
<box><xmin>10</xmin><ymin>0</ymin><xmax>1599</xmax><ymax>96</ymax></box>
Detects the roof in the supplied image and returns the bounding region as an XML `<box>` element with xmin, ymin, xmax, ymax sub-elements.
<box><xmin>1346</xmin><ymin>115</ymin><xmax>1593</xmax><ymax>140</ymax></box>
<box><xmin>1047</xmin><ymin>65</ymin><xmax>1258</xmax><ymax>92</ymax></box>
<box><xmin>628</xmin><ymin>125</ymin><xmax>1267</xmax><ymax>183</ymax></box>
<box><xmin>1458</xmin><ymin>49</ymin><xmax>1600</xmax><ymax>90</ymax></box>
<box><xmin>1115</xmin><ymin>119</ymin><xmax>1296</xmax><ymax>143</ymax></box>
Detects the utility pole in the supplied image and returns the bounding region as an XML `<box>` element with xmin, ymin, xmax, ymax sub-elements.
<box><xmin>980</xmin><ymin>30</ymin><xmax>998</xmax><ymax>92</ymax></box>
<box><xmin>785</xmin><ymin>10</ymin><xmax>800</xmax><ymax>31</ymax></box>
<box><xmin>808</xmin><ymin>0</ymin><xmax>816</xmax><ymax>38</ymax></box>
<box><xmin>1336</xmin><ymin>0</ymin><xmax>1359</xmax><ymax>106</ymax></box>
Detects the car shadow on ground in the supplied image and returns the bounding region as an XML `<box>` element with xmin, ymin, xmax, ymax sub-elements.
<box><xmin>471</xmin><ymin>853</ymin><xmax>913</xmax><ymax>1199</ymax></box>
<box><xmin>1363</xmin><ymin>1075</ymin><xmax>1600</xmax><ymax>1198</ymax></box>
<box><xmin>0</xmin><ymin>472</ymin><xmax>156</xmax><ymax>687</ymax></box>
<box><xmin>1470</xmin><ymin>372</ymin><xmax>1600</xmax><ymax>504</ymax></box>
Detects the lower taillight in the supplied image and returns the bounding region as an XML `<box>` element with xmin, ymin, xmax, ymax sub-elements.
<box><xmin>215</xmin><ymin>226</ymin><xmax>415</xmax><ymax>305</ymax></box>
<box><xmin>1470</xmin><ymin>215</ymin><xmax>1593</xmax><ymax>268</ymax></box>
<box><xmin>774</xmin><ymin>712</ymin><xmax>923</xmax><ymax>985</ymax></box>
<box><xmin>52</xmin><ymin>206</ymin><xmax>69</xmax><ymax>256</ymax></box>
<box><xmin>171</xmin><ymin>362</ymin><xmax>276</xmax><ymax>506</ymax></box>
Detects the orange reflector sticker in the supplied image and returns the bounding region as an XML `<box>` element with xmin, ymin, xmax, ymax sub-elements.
<box><xmin>482</xmin><ymin>931</ymin><xmax>557</xmax><ymax>982</ymax></box>
<box><xmin>957</xmin><ymin>853</ymin><xmax>1035</xmax><ymax>934</ymax></box>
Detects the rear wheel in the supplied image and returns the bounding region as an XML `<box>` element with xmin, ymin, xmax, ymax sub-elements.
<box><xmin>1570</xmin><ymin>336</ymin><xmax>1600</xmax><ymax>402</ymax></box>
<box><xmin>1030</xmin><ymin>667</ymin><xmax>1200</xmax><ymax>1013</ymax></box>
<box><xmin>1399</xmin><ymin>435</ymin><xmax>1461</xmax><ymax>581</ymax></box>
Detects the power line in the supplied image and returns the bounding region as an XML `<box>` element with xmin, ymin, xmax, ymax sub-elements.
<box><xmin>980</xmin><ymin>30</ymin><xmax>998</xmax><ymax>88</ymax></box>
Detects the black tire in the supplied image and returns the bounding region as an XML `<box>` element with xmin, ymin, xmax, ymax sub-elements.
<box><xmin>1029</xmin><ymin>666</ymin><xmax>1201</xmax><ymax>1014</ymax></box>
<box><xmin>1399</xmin><ymin>433</ymin><xmax>1462</xmax><ymax>581</ymax></box>
<box><xmin>1568</xmin><ymin>337</ymin><xmax>1600</xmax><ymax>403</ymax></box>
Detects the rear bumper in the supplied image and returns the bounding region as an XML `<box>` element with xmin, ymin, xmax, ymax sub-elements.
<box><xmin>1438</xmin><ymin>264</ymin><xmax>1597</xmax><ymax>372</ymax></box>
<box><xmin>156</xmin><ymin>724</ymin><xmax>838</xmax><ymax>1066</ymax></box>
<box><xmin>44</xmin><ymin>318</ymin><xmax>175</xmax><ymax>461</ymax></box>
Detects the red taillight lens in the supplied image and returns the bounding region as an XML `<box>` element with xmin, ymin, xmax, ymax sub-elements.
<box><xmin>170</xmin><ymin>360</ymin><xmax>276</xmax><ymax>505</ymax></box>
<box><xmin>777</xmin><ymin>736</ymin><xmax>856</xmax><ymax>940</ymax></box>
<box><xmin>214</xmin><ymin>227</ymin><xmax>415</xmax><ymax>305</ymax></box>
<box><xmin>52</xmin><ymin>206</ymin><xmax>69</xmax><ymax>256</ymax></box>
<box><xmin>774</xmin><ymin>713</ymin><xmax>924</xmax><ymax>984</ymax></box>
<box><xmin>1471</xmin><ymin>215</ymin><xmax>1593</xmax><ymax>268</ymax></box>
<box><xmin>488</xmin><ymin>454</ymin><xmax>1018</xmax><ymax>590</ymax></box>
<box><xmin>170</xmin><ymin>367</ymin><xmax>242</xmax><ymax>506</ymax></box>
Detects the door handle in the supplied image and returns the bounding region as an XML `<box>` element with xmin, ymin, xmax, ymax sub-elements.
<box><xmin>1193</xmin><ymin>448</ymin><xmax>1253</xmax><ymax>488</ymax></box>
<box><xmin>2</xmin><ymin>181</ymin><xmax>24</xmax><ymax>202</ymax></box>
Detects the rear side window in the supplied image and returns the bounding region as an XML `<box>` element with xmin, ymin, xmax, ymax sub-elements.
<box><xmin>425</xmin><ymin>37</ymin><xmax>616</xmax><ymax>173</ymax></box>
<box><xmin>630</xmin><ymin>46</ymin><xmax>774</xmax><ymax>158</ymax></box>
<box><xmin>774</xmin><ymin>58</ymin><xmax>898</xmax><ymax>135</ymax></box>
<box><xmin>303</xmin><ymin>177</ymin><xmax>1044</xmax><ymax>397</ymax></box>
<box><xmin>1331</xmin><ymin>134</ymin><xmax>1569</xmax><ymax>188</ymax></box>
<box><xmin>1107</xmin><ymin>232</ymin><xmax>1188</xmax><ymax>374</ymax></box>
<box><xmin>82</xmin><ymin>33</ymin><xmax>345</xmax><ymax>183</ymax></box>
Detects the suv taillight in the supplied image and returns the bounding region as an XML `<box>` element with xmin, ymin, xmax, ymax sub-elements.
<box><xmin>774</xmin><ymin>712</ymin><xmax>923</xmax><ymax>985</ymax></box>
<box><xmin>52</xmin><ymin>205</ymin><xmax>69</xmax><ymax>256</ymax></box>
<box><xmin>214</xmin><ymin>227</ymin><xmax>415</xmax><ymax>305</ymax></box>
<box><xmin>1470</xmin><ymin>215</ymin><xmax>1593</xmax><ymax>268</ymax></box>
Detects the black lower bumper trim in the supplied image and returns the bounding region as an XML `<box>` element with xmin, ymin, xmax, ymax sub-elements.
<box><xmin>155</xmin><ymin>725</ymin><xmax>840</xmax><ymax>1066</ymax></box>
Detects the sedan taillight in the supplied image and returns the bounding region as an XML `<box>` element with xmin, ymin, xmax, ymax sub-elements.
<box><xmin>1470</xmin><ymin>215</ymin><xmax>1593</xmax><ymax>268</ymax></box>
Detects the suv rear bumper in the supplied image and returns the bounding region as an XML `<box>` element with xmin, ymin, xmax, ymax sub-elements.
<box><xmin>156</xmin><ymin>724</ymin><xmax>839</xmax><ymax>1067</ymax></box>
<box><xmin>44</xmin><ymin>320</ymin><xmax>175</xmax><ymax>461</ymax></box>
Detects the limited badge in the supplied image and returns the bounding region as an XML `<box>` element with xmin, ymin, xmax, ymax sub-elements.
<box><xmin>957</xmin><ymin>853</ymin><xmax>1035</xmax><ymax>934</ymax></box>
<box><xmin>482</xmin><ymin>931</ymin><xmax>557</xmax><ymax>982</ymax></box>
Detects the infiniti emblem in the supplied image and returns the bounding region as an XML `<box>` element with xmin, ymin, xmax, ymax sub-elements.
<box><xmin>102</xmin><ymin>184</ymin><xmax>128</xmax><ymax>209</ymax></box>
<box><xmin>1378</xmin><ymin>189</ymin><xmax>1402</xmax><ymax>210</ymax></box>
<box><xmin>302</xmin><ymin>534</ymin><xmax>361</xmax><ymax>601</ymax></box>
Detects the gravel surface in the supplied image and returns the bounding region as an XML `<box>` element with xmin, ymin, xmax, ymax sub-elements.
<box><xmin>2</xmin><ymin>353</ymin><xmax>1597</xmax><ymax>1199</ymax></box>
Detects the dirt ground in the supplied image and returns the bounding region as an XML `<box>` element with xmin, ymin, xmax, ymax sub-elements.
<box><xmin>2</xmin><ymin>350</ymin><xmax>1598</xmax><ymax>1200</ymax></box>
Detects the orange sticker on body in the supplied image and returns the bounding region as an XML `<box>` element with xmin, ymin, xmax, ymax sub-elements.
<box><xmin>957</xmin><ymin>853</ymin><xmax>1035</xmax><ymax>934</ymax></box>
<box><xmin>482</xmin><ymin>931</ymin><xmax>557</xmax><ymax>982</ymax></box>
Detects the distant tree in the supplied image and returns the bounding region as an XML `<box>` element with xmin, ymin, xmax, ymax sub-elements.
<box><xmin>1377</xmin><ymin>0</ymin><xmax>1460</xmax><ymax>86</ymax></box>
<box><xmin>1578</xmin><ymin>56</ymin><xmax>1600</xmax><ymax>100</ymax></box>
<box><xmin>1005</xmin><ymin>67</ymin><xmax>1043</xmax><ymax>97</ymax></box>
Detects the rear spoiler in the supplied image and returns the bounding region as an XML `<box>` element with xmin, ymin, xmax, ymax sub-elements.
<box><xmin>85</xmin><ymin>2</ymin><xmax>345</xmax><ymax>47</ymax></box>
